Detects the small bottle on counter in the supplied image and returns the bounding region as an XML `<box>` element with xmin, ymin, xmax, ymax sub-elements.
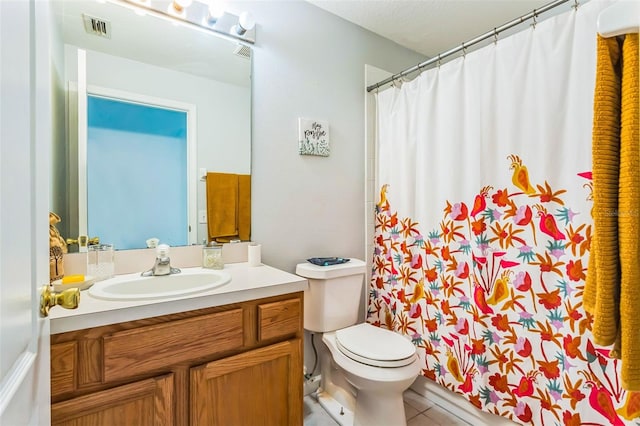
<box><xmin>203</xmin><ymin>243</ymin><xmax>224</xmax><ymax>270</ymax></box>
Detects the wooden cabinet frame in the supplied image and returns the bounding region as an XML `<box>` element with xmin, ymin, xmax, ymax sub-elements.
<box><xmin>50</xmin><ymin>292</ymin><xmax>303</xmax><ymax>425</ymax></box>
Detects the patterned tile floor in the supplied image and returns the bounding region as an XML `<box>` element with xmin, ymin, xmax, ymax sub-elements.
<box><xmin>303</xmin><ymin>389</ymin><xmax>471</xmax><ymax>426</ymax></box>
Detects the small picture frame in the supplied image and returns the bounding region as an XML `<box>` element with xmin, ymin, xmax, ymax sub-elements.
<box><xmin>298</xmin><ymin>118</ymin><xmax>330</xmax><ymax>157</ymax></box>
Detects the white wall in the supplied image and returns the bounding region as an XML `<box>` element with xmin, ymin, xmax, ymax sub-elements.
<box><xmin>235</xmin><ymin>1</ymin><xmax>425</xmax><ymax>272</ymax></box>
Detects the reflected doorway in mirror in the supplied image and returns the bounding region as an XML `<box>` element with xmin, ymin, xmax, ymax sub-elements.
<box><xmin>85</xmin><ymin>91</ymin><xmax>195</xmax><ymax>250</ymax></box>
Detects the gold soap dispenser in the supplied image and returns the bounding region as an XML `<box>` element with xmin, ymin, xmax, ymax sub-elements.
<box><xmin>49</xmin><ymin>212</ymin><xmax>67</xmax><ymax>282</ymax></box>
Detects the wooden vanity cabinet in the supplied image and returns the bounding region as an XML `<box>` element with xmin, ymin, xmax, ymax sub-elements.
<box><xmin>50</xmin><ymin>292</ymin><xmax>303</xmax><ymax>426</ymax></box>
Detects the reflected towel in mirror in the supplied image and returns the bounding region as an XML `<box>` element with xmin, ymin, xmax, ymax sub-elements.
<box><xmin>206</xmin><ymin>172</ymin><xmax>251</xmax><ymax>242</ymax></box>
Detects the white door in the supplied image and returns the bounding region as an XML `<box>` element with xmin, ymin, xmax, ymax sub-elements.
<box><xmin>0</xmin><ymin>0</ymin><xmax>52</xmax><ymax>424</ymax></box>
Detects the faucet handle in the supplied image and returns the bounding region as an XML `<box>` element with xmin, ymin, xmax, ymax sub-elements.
<box><xmin>156</xmin><ymin>244</ymin><xmax>170</xmax><ymax>258</ymax></box>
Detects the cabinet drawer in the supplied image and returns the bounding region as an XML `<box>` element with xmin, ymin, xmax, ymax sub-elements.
<box><xmin>103</xmin><ymin>308</ymin><xmax>243</xmax><ymax>382</ymax></box>
<box><xmin>258</xmin><ymin>298</ymin><xmax>301</xmax><ymax>342</ymax></box>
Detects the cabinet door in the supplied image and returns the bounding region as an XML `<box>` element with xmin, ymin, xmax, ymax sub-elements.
<box><xmin>51</xmin><ymin>373</ymin><xmax>174</xmax><ymax>426</ymax></box>
<box><xmin>190</xmin><ymin>339</ymin><xmax>302</xmax><ymax>426</ymax></box>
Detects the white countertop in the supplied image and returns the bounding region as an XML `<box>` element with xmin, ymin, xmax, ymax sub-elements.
<box><xmin>50</xmin><ymin>263</ymin><xmax>308</xmax><ymax>334</ymax></box>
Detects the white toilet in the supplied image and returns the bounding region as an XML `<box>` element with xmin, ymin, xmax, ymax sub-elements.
<box><xmin>296</xmin><ymin>259</ymin><xmax>421</xmax><ymax>426</ymax></box>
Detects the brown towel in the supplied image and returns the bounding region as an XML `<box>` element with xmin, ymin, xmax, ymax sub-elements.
<box><xmin>584</xmin><ymin>34</ymin><xmax>639</xmax><ymax>390</ymax></box>
<box><xmin>206</xmin><ymin>172</ymin><xmax>251</xmax><ymax>242</ymax></box>
<box><xmin>206</xmin><ymin>172</ymin><xmax>239</xmax><ymax>240</ymax></box>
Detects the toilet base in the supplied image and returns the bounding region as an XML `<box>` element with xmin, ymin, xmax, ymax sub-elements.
<box><xmin>352</xmin><ymin>389</ymin><xmax>407</xmax><ymax>426</ymax></box>
<box><xmin>316</xmin><ymin>387</ymin><xmax>409</xmax><ymax>426</ymax></box>
<box><xmin>317</xmin><ymin>390</ymin><xmax>354</xmax><ymax>426</ymax></box>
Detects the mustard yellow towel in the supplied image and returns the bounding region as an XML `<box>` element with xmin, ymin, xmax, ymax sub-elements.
<box><xmin>206</xmin><ymin>172</ymin><xmax>239</xmax><ymax>240</ymax></box>
<box><xmin>584</xmin><ymin>35</ymin><xmax>622</xmax><ymax>348</ymax></box>
<box><xmin>584</xmin><ymin>34</ymin><xmax>639</xmax><ymax>390</ymax></box>
<box><xmin>238</xmin><ymin>174</ymin><xmax>251</xmax><ymax>241</ymax></box>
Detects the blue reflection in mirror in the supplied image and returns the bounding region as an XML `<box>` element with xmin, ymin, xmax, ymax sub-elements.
<box><xmin>87</xmin><ymin>95</ymin><xmax>188</xmax><ymax>250</ymax></box>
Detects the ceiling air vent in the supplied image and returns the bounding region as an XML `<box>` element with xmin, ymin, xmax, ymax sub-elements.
<box><xmin>82</xmin><ymin>14</ymin><xmax>111</xmax><ymax>39</ymax></box>
<box><xmin>233</xmin><ymin>44</ymin><xmax>251</xmax><ymax>60</ymax></box>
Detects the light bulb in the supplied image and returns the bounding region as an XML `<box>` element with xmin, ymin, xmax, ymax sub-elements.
<box><xmin>172</xmin><ymin>0</ymin><xmax>192</xmax><ymax>12</ymax></box>
<box><xmin>207</xmin><ymin>2</ymin><xmax>225</xmax><ymax>24</ymax></box>
<box><xmin>238</xmin><ymin>11</ymin><xmax>255</xmax><ymax>31</ymax></box>
<box><xmin>233</xmin><ymin>11</ymin><xmax>255</xmax><ymax>36</ymax></box>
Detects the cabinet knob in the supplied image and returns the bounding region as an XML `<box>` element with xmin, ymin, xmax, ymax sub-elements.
<box><xmin>40</xmin><ymin>285</ymin><xmax>80</xmax><ymax>317</ymax></box>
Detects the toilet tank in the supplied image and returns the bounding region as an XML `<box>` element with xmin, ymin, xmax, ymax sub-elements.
<box><xmin>295</xmin><ymin>259</ymin><xmax>366</xmax><ymax>333</ymax></box>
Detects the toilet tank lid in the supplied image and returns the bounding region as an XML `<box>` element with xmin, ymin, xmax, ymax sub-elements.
<box><xmin>296</xmin><ymin>258</ymin><xmax>366</xmax><ymax>279</ymax></box>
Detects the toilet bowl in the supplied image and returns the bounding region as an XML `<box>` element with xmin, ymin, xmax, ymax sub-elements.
<box><xmin>296</xmin><ymin>259</ymin><xmax>421</xmax><ymax>426</ymax></box>
<box><xmin>322</xmin><ymin>324</ymin><xmax>421</xmax><ymax>426</ymax></box>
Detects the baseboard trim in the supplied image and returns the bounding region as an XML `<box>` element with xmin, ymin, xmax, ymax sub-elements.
<box><xmin>410</xmin><ymin>376</ymin><xmax>517</xmax><ymax>426</ymax></box>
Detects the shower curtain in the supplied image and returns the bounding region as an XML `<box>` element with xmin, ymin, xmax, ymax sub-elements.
<box><xmin>369</xmin><ymin>0</ymin><xmax>640</xmax><ymax>424</ymax></box>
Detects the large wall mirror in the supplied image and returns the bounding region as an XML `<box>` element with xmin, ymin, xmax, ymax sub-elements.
<box><xmin>50</xmin><ymin>0</ymin><xmax>252</xmax><ymax>251</ymax></box>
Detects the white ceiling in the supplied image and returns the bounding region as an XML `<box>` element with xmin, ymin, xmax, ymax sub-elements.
<box><xmin>308</xmin><ymin>0</ymin><xmax>559</xmax><ymax>57</ymax></box>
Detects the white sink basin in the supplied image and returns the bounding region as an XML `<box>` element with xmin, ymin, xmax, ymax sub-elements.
<box><xmin>88</xmin><ymin>269</ymin><xmax>232</xmax><ymax>301</ymax></box>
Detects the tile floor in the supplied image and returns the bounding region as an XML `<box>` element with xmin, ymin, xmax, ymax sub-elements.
<box><xmin>303</xmin><ymin>389</ymin><xmax>471</xmax><ymax>426</ymax></box>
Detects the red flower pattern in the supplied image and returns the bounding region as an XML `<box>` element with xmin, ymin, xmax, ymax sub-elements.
<box><xmin>369</xmin><ymin>156</ymin><xmax>637</xmax><ymax>425</ymax></box>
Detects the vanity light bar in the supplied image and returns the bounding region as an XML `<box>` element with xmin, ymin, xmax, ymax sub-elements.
<box><xmin>116</xmin><ymin>0</ymin><xmax>256</xmax><ymax>44</ymax></box>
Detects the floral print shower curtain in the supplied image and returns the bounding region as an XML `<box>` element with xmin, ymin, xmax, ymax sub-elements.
<box><xmin>369</xmin><ymin>1</ymin><xmax>640</xmax><ymax>424</ymax></box>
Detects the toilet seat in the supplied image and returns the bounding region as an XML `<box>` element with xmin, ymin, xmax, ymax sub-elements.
<box><xmin>335</xmin><ymin>323</ymin><xmax>416</xmax><ymax>368</ymax></box>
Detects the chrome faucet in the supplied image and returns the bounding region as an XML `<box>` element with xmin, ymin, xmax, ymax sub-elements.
<box><xmin>141</xmin><ymin>244</ymin><xmax>181</xmax><ymax>277</ymax></box>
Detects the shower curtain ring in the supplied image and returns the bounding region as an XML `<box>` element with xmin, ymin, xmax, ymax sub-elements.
<box><xmin>493</xmin><ymin>28</ymin><xmax>498</xmax><ymax>44</ymax></box>
<box><xmin>437</xmin><ymin>54</ymin><xmax>442</xmax><ymax>67</ymax></box>
<box><xmin>462</xmin><ymin>42</ymin><xmax>467</xmax><ymax>58</ymax></box>
<box><xmin>572</xmin><ymin>0</ymin><xmax>579</xmax><ymax>10</ymax></box>
<box><xmin>531</xmin><ymin>10</ymin><xmax>538</xmax><ymax>28</ymax></box>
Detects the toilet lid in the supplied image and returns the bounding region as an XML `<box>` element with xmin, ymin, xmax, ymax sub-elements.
<box><xmin>335</xmin><ymin>323</ymin><xmax>416</xmax><ymax>368</ymax></box>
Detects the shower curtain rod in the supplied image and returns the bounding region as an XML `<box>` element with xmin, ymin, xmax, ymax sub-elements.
<box><xmin>366</xmin><ymin>0</ymin><xmax>571</xmax><ymax>93</ymax></box>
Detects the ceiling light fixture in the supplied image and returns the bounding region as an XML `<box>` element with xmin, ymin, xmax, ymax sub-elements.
<box><xmin>118</xmin><ymin>0</ymin><xmax>256</xmax><ymax>44</ymax></box>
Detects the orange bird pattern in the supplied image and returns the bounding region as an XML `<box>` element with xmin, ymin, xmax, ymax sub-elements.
<box><xmin>508</xmin><ymin>154</ymin><xmax>536</xmax><ymax>195</ymax></box>
<box><xmin>618</xmin><ymin>391</ymin><xmax>640</xmax><ymax>420</ymax></box>
<box><xmin>369</xmin><ymin>154</ymin><xmax>638</xmax><ymax>425</ymax></box>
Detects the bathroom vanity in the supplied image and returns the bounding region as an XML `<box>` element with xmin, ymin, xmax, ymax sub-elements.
<box><xmin>49</xmin><ymin>263</ymin><xmax>307</xmax><ymax>426</ymax></box>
